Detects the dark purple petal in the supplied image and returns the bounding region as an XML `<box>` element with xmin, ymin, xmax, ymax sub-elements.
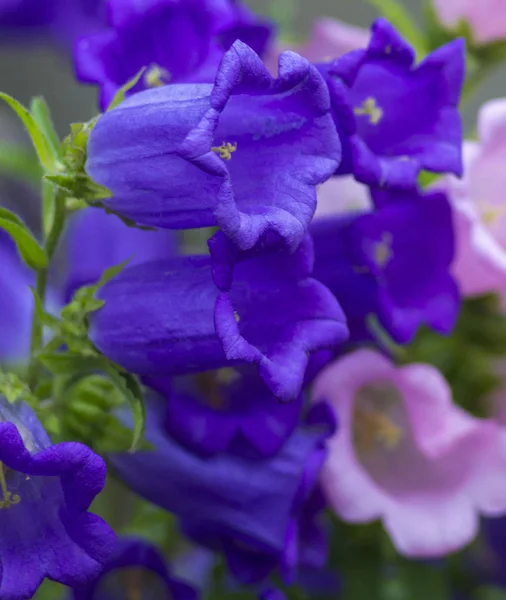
<box><xmin>0</xmin><ymin>399</ymin><xmax>115</xmax><ymax>599</ymax></box>
<box><xmin>86</xmin><ymin>41</ymin><xmax>341</xmax><ymax>252</ymax></box>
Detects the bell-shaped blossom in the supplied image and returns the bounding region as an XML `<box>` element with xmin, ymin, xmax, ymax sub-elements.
<box><xmin>441</xmin><ymin>99</ymin><xmax>506</xmax><ymax>307</ymax></box>
<box><xmin>311</xmin><ymin>189</ymin><xmax>459</xmax><ymax>344</ymax></box>
<box><xmin>75</xmin><ymin>0</ymin><xmax>274</xmax><ymax>110</ymax></box>
<box><xmin>89</xmin><ymin>232</ymin><xmax>347</xmax><ymax>401</ymax></box>
<box><xmin>0</xmin><ymin>232</ymin><xmax>34</xmax><ymax>363</ymax></box>
<box><xmin>0</xmin><ymin>397</ymin><xmax>115</xmax><ymax>599</ymax></box>
<box><xmin>144</xmin><ymin>366</ymin><xmax>304</xmax><ymax>459</ymax></box>
<box><xmin>86</xmin><ymin>41</ymin><xmax>342</xmax><ymax>252</ymax></box>
<box><xmin>109</xmin><ymin>396</ymin><xmax>335</xmax><ymax>585</ymax></box>
<box><xmin>312</xmin><ymin>349</ymin><xmax>506</xmax><ymax>558</ymax></box>
<box><xmin>433</xmin><ymin>0</ymin><xmax>506</xmax><ymax>44</ymax></box>
<box><xmin>62</xmin><ymin>207</ymin><xmax>176</xmax><ymax>302</ymax></box>
<box><xmin>319</xmin><ymin>18</ymin><xmax>464</xmax><ymax>190</ymax></box>
<box><xmin>72</xmin><ymin>537</ymin><xmax>198</xmax><ymax>599</ymax></box>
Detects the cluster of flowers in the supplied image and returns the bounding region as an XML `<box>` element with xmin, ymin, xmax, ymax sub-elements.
<box><xmin>1</xmin><ymin>0</ymin><xmax>506</xmax><ymax>598</ymax></box>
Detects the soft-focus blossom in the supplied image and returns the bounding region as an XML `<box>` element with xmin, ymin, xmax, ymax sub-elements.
<box><xmin>442</xmin><ymin>99</ymin><xmax>506</xmax><ymax>307</ymax></box>
<box><xmin>0</xmin><ymin>233</ymin><xmax>33</xmax><ymax>362</ymax></box>
<box><xmin>0</xmin><ymin>397</ymin><xmax>115</xmax><ymax>599</ymax></box>
<box><xmin>312</xmin><ymin>349</ymin><xmax>506</xmax><ymax>557</ymax></box>
<box><xmin>62</xmin><ymin>207</ymin><xmax>176</xmax><ymax>302</ymax></box>
<box><xmin>72</xmin><ymin>537</ymin><xmax>198</xmax><ymax>599</ymax></box>
<box><xmin>0</xmin><ymin>0</ymin><xmax>105</xmax><ymax>47</ymax></box>
<box><xmin>86</xmin><ymin>41</ymin><xmax>342</xmax><ymax>252</ymax></box>
<box><xmin>433</xmin><ymin>0</ymin><xmax>506</xmax><ymax>44</ymax></box>
<box><xmin>109</xmin><ymin>396</ymin><xmax>335</xmax><ymax>585</ymax></box>
<box><xmin>90</xmin><ymin>233</ymin><xmax>347</xmax><ymax>401</ymax></box>
<box><xmin>311</xmin><ymin>189</ymin><xmax>459</xmax><ymax>344</ymax></box>
<box><xmin>315</xmin><ymin>175</ymin><xmax>372</xmax><ymax>218</ymax></box>
<box><xmin>319</xmin><ymin>18</ymin><xmax>464</xmax><ymax>190</ymax></box>
<box><xmin>144</xmin><ymin>366</ymin><xmax>304</xmax><ymax>459</ymax></box>
<box><xmin>75</xmin><ymin>0</ymin><xmax>274</xmax><ymax>110</ymax></box>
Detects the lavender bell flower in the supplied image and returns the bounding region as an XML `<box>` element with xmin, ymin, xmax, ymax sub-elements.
<box><xmin>62</xmin><ymin>207</ymin><xmax>176</xmax><ymax>302</ymax></box>
<box><xmin>75</xmin><ymin>0</ymin><xmax>274</xmax><ymax>110</ymax></box>
<box><xmin>89</xmin><ymin>232</ymin><xmax>348</xmax><ymax>401</ymax></box>
<box><xmin>109</xmin><ymin>397</ymin><xmax>336</xmax><ymax>585</ymax></box>
<box><xmin>72</xmin><ymin>537</ymin><xmax>198</xmax><ymax>599</ymax></box>
<box><xmin>85</xmin><ymin>41</ymin><xmax>341</xmax><ymax>252</ymax></box>
<box><xmin>0</xmin><ymin>397</ymin><xmax>115</xmax><ymax>599</ymax></box>
<box><xmin>144</xmin><ymin>366</ymin><xmax>304</xmax><ymax>459</ymax></box>
<box><xmin>319</xmin><ymin>18</ymin><xmax>464</xmax><ymax>190</ymax></box>
<box><xmin>311</xmin><ymin>189</ymin><xmax>459</xmax><ymax>344</ymax></box>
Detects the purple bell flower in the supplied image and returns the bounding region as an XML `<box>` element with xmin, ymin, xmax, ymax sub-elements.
<box><xmin>75</xmin><ymin>0</ymin><xmax>274</xmax><ymax>110</ymax></box>
<box><xmin>62</xmin><ymin>208</ymin><xmax>176</xmax><ymax>302</ymax></box>
<box><xmin>89</xmin><ymin>232</ymin><xmax>347</xmax><ymax>401</ymax></box>
<box><xmin>0</xmin><ymin>398</ymin><xmax>115</xmax><ymax>599</ymax></box>
<box><xmin>144</xmin><ymin>366</ymin><xmax>304</xmax><ymax>459</ymax></box>
<box><xmin>320</xmin><ymin>18</ymin><xmax>464</xmax><ymax>190</ymax></box>
<box><xmin>108</xmin><ymin>396</ymin><xmax>336</xmax><ymax>586</ymax></box>
<box><xmin>72</xmin><ymin>537</ymin><xmax>198</xmax><ymax>599</ymax></box>
<box><xmin>311</xmin><ymin>189</ymin><xmax>459</xmax><ymax>344</ymax></box>
<box><xmin>85</xmin><ymin>41</ymin><xmax>341</xmax><ymax>252</ymax></box>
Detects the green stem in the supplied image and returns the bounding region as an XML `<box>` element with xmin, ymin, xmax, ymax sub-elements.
<box><xmin>27</xmin><ymin>187</ymin><xmax>66</xmax><ymax>388</ymax></box>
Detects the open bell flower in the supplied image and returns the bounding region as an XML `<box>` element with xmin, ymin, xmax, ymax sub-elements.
<box><xmin>109</xmin><ymin>396</ymin><xmax>335</xmax><ymax>586</ymax></box>
<box><xmin>89</xmin><ymin>232</ymin><xmax>348</xmax><ymax>401</ymax></box>
<box><xmin>85</xmin><ymin>40</ymin><xmax>342</xmax><ymax>252</ymax></box>
<box><xmin>0</xmin><ymin>397</ymin><xmax>115</xmax><ymax>599</ymax></box>
<box><xmin>312</xmin><ymin>349</ymin><xmax>506</xmax><ymax>558</ymax></box>
<box><xmin>319</xmin><ymin>18</ymin><xmax>464</xmax><ymax>190</ymax></box>
<box><xmin>441</xmin><ymin>99</ymin><xmax>506</xmax><ymax>307</ymax></box>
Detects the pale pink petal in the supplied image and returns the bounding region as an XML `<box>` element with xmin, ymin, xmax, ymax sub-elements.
<box><xmin>315</xmin><ymin>176</ymin><xmax>372</xmax><ymax>218</ymax></box>
<box><xmin>478</xmin><ymin>99</ymin><xmax>506</xmax><ymax>148</ymax></box>
<box><xmin>296</xmin><ymin>18</ymin><xmax>370</xmax><ymax>62</ymax></box>
<box><xmin>433</xmin><ymin>0</ymin><xmax>506</xmax><ymax>44</ymax></box>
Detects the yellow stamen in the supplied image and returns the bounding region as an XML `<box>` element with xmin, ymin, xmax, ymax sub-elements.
<box><xmin>0</xmin><ymin>462</ymin><xmax>20</xmax><ymax>509</ymax></box>
<box><xmin>234</xmin><ymin>311</ymin><xmax>240</xmax><ymax>323</ymax></box>
<box><xmin>211</xmin><ymin>141</ymin><xmax>238</xmax><ymax>160</ymax></box>
<box><xmin>144</xmin><ymin>64</ymin><xmax>171</xmax><ymax>88</ymax></box>
<box><xmin>354</xmin><ymin>97</ymin><xmax>384</xmax><ymax>125</ymax></box>
<box><xmin>354</xmin><ymin>406</ymin><xmax>402</xmax><ymax>454</ymax></box>
<box><xmin>480</xmin><ymin>201</ymin><xmax>506</xmax><ymax>225</ymax></box>
<box><xmin>373</xmin><ymin>232</ymin><xmax>393</xmax><ymax>268</ymax></box>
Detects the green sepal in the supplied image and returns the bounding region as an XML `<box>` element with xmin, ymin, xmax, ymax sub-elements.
<box><xmin>107</xmin><ymin>68</ymin><xmax>146</xmax><ymax>111</ymax></box>
<box><xmin>364</xmin><ymin>0</ymin><xmax>429</xmax><ymax>59</ymax></box>
<box><xmin>0</xmin><ymin>92</ymin><xmax>60</xmax><ymax>172</ymax></box>
<box><xmin>30</xmin><ymin>287</ymin><xmax>61</xmax><ymax>329</ymax></box>
<box><xmin>44</xmin><ymin>173</ymin><xmax>111</xmax><ymax>203</ymax></box>
<box><xmin>0</xmin><ymin>207</ymin><xmax>47</xmax><ymax>269</ymax></box>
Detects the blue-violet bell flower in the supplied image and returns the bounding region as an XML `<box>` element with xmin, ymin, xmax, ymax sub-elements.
<box><xmin>319</xmin><ymin>18</ymin><xmax>464</xmax><ymax>190</ymax></box>
<box><xmin>109</xmin><ymin>397</ymin><xmax>336</xmax><ymax>586</ymax></box>
<box><xmin>75</xmin><ymin>0</ymin><xmax>274</xmax><ymax>110</ymax></box>
<box><xmin>72</xmin><ymin>536</ymin><xmax>198</xmax><ymax>599</ymax></box>
<box><xmin>85</xmin><ymin>41</ymin><xmax>342</xmax><ymax>252</ymax></box>
<box><xmin>311</xmin><ymin>189</ymin><xmax>460</xmax><ymax>344</ymax></box>
<box><xmin>62</xmin><ymin>207</ymin><xmax>176</xmax><ymax>302</ymax></box>
<box><xmin>89</xmin><ymin>232</ymin><xmax>348</xmax><ymax>401</ymax></box>
<box><xmin>0</xmin><ymin>397</ymin><xmax>115</xmax><ymax>599</ymax></box>
<box><xmin>143</xmin><ymin>366</ymin><xmax>304</xmax><ymax>459</ymax></box>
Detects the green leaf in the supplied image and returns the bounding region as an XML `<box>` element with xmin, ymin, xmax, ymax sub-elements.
<box><xmin>29</xmin><ymin>287</ymin><xmax>61</xmax><ymax>329</ymax></box>
<box><xmin>0</xmin><ymin>144</ymin><xmax>42</xmax><ymax>184</ymax></box>
<box><xmin>107</xmin><ymin>68</ymin><xmax>146</xmax><ymax>111</ymax></box>
<box><xmin>0</xmin><ymin>92</ymin><xmax>59</xmax><ymax>172</ymax></box>
<box><xmin>30</xmin><ymin>97</ymin><xmax>62</xmax><ymax>160</ymax></box>
<box><xmin>365</xmin><ymin>0</ymin><xmax>428</xmax><ymax>59</ymax></box>
<box><xmin>0</xmin><ymin>216</ymin><xmax>47</xmax><ymax>269</ymax></box>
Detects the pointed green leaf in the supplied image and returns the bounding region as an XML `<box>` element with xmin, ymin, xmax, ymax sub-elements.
<box><xmin>0</xmin><ymin>92</ymin><xmax>58</xmax><ymax>172</ymax></box>
<box><xmin>0</xmin><ymin>217</ymin><xmax>47</xmax><ymax>269</ymax></box>
<box><xmin>365</xmin><ymin>0</ymin><xmax>429</xmax><ymax>59</ymax></box>
<box><xmin>30</xmin><ymin>97</ymin><xmax>62</xmax><ymax>160</ymax></box>
<box><xmin>107</xmin><ymin>68</ymin><xmax>146</xmax><ymax>111</ymax></box>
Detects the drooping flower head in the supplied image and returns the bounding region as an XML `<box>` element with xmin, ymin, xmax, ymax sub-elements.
<box><xmin>144</xmin><ymin>365</ymin><xmax>304</xmax><ymax>459</ymax></box>
<box><xmin>89</xmin><ymin>232</ymin><xmax>348</xmax><ymax>401</ymax></box>
<box><xmin>319</xmin><ymin>18</ymin><xmax>464</xmax><ymax>189</ymax></box>
<box><xmin>72</xmin><ymin>537</ymin><xmax>198</xmax><ymax>599</ymax></box>
<box><xmin>312</xmin><ymin>350</ymin><xmax>506</xmax><ymax>557</ymax></box>
<box><xmin>62</xmin><ymin>207</ymin><xmax>176</xmax><ymax>302</ymax></box>
<box><xmin>441</xmin><ymin>99</ymin><xmax>506</xmax><ymax>307</ymax></box>
<box><xmin>75</xmin><ymin>0</ymin><xmax>274</xmax><ymax>110</ymax></box>
<box><xmin>109</xmin><ymin>396</ymin><xmax>336</xmax><ymax>586</ymax></box>
<box><xmin>86</xmin><ymin>41</ymin><xmax>342</xmax><ymax>252</ymax></box>
<box><xmin>311</xmin><ymin>188</ymin><xmax>459</xmax><ymax>344</ymax></box>
<box><xmin>0</xmin><ymin>397</ymin><xmax>115</xmax><ymax>599</ymax></box>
